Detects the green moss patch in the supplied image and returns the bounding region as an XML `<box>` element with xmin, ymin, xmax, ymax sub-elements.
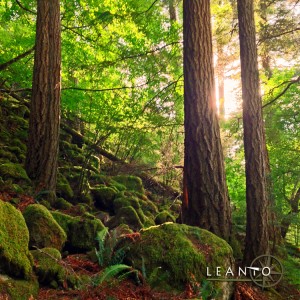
<box><xmin>0</xmin><ymin>201</ymin><xmax>33</xmax><ymax>279</ymax></box>
<box><xmin>56</xmin><ymin>172</ymin><xmax>74</xmax><ymax>201</ymax></box>
<box><xmin>155</xmin><ymin>210</ymin><xmax>176</xmax><ymax>225</ymax></box>
<box><xmin>52</xmin><ymin>211</ymin><xmax>104</xmax><ymax>252</ymax></box>
<box><xmin>113</xmin><ymin>175</ymin><xmax>144</xmax><ymax>194</ymax></box>
<box><xmin>23</xmin><ymin>204</ymin><xmax>67</xmax><ymax>251</ymax></box>
<box><xmin>0</xmin><ymin>275</ymin><xmax>39</xmax><ymax>300</ymax></box>
<box><xmin>91</xmin><ymin>186</ymin><xmax>117</xmax><ymax>211</ymax></box>
<box><xmin>125</xmin><ymin>223</ymin><xmax>234</xmax><ymax>292</ymax></box>
<box><xmin>0</xmin><ymin>162</ymin><xmax>31</xmax><ymax>183</ymax></box>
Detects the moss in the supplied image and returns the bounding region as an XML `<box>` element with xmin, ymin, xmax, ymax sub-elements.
<box><xmin>113</xmin><ymin>196</ymin><xmax>140</xmax><ymax>213</ymax></box>
<box><xmin>140</xmin><ymin>199</ymin><xmax>158</xmax><ymax>216</ymax></box>
<box><xmin>109</xmin><ymin>179</ymin><xmax>127</xmax><ymax>192</ymax></box>
<box><xmin>31</xmin><ymin>247</ymin><xmax>64</xmax><ymax>285</ymax></box>
<box><xmin>0</xmin><ymin>162</ymin><xmax>31</xmax><ymax>183</ymax></box>
<box><xmin>0</xmin><ymin>149</ymin><xmax>17</xmax><ymax>162</ymax></box>
<box><xmin>56</xmin><ymin>172</ymin><xmax>74</xmax><ymax>201</ymax></box>
<box><xmin>23</xmin><ymin>204</ymin><xmax>67</xmax><ymax>251</ymax></box>
<box><xmin>7</xmin><ymin>146</ymin><xmax>23</xmax><ymax>157</ymax></box>
<box><xmin>39</xmin><ymin>199</ymin><xmax>52</xmax><ymax>209</ymax></box>
<box><xmin>54</xmin><ymin>197</ymin><xmax>73</xmax><ymax>210</ymax></box>
<box><xmin>107</xmin><ymin>205</ymin><xmax>143</xmax><ymax>231</ymax></box>
<box><xmin>113</xmin><ymin>175</ymin><xmax>144</xmax><ymax>194</ymax></box>
<box><xmin>51</xmin><ymin>211</ymin><xmax>74</xmax><ymax>234</ymax></box>
<box><xmin>91</xmin><ymin>186</ymin><xmax>117</xmax><ymax>210</ymax></box>
<box><xmin>0</xmin><ymin>275</ymin><xmax>39</xmax><ymax>300</ymax></box>
<box><xmin>10</xmin><ymin>138</ymin><xmax>26</xmax><ymax>151</ymax></box>
<box><xmin>51</xmin><ymin>211</ymin><xmax>104</xmax><ymax>252</ymax></box>
<box><xmin>155</xmin><ymin>210</ymin><xmax>176</xmax><ymax>225</ymax></box>
<box><xmin>0</xmin><ymin>201</ymin><xmax>33</xmax><ymax>279</ymax></box>
<box><xmin>125</xmin><ymin>223</ymin><xmax>234</xmax><ymax>291</ymax></box>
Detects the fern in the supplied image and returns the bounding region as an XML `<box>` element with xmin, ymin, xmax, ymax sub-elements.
<box><xmin>93</xmin><ymin>264</ymin><xmax>133</xmax><ymax>285</ymax></box>
<box><xmin>95</xmin><ymin>227</ymin><xmax>109</xmax><ymax>266</ymax></box>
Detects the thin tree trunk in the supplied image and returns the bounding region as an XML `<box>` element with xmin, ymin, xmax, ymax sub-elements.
<box><xmin>26</xmin><ymin>0</ymin><xmax>61</xmax><ymax>202</ymax></box>
<box><xmin>237</xmin><ymin>0</ymin><xmax>270</xmax><ymax>264</ymax></box>
<box><xmin>181</xmin><ymin>0</ymin><xmax>231</xmax><ymax>241</ymax></box>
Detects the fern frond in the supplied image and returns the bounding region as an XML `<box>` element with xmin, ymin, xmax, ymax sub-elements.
<box><xmin>94</xmin><ymin>264</ymin><xmax>132</xmax><ymax>285</ymax></box>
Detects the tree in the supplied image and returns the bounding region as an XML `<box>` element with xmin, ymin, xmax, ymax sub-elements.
<box><xmin>237</xmin><ymin>0</ymin><xmax>270</xmax><ymax>264</ymax></box>
<box><xmin>181</xmin><ymin>0</ymin><xmax>231</xmax><ymax>240</ymax></box>
<box><xmin>25</xmin><ymin>0</ymin><xmax>61</xmax><ymax>201</ymax></box>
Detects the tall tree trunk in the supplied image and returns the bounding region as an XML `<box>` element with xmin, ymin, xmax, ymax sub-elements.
<box><xmin>217</xmin><ymin>44</ymin><xmax>225</xmax><ymax>118</ymax></box>
<box><xmin>237</xmin><ymin>0</ymin><xmax>270</xmax><ymax>264</ymax></box>
<box><xmin>181</xmin><ymin>0</ymin><xmax>232</xmax><ymax>241</ymax></box>
<box><xmin>26</xmin><ymin>0</ymin><xmax>61</xmax><ymax>202</ymax></box>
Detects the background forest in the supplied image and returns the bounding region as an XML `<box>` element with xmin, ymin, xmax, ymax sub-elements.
<box><xmin>0</xmin><ymin>0</ymin><xmax>300</xmax><ymax>299</ymax></box>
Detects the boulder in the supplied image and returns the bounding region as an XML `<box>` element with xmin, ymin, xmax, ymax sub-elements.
<box><xmin>154</xmin><ymin>210</ymin><xmax>176</xmax><ymax>225</ymax></box>
<box><xmin>113</xmin><ymin>175</ymin><xmax>144</xmax><ymax>194</ymax></box>
<box><xmin>0</xmin><ymin>201</ymin><xmax>33</xmax><ymax>279</ymax></box>
<box><xmin>0</xmin><ymin>275</ymin><xmax>39</xmax><ymax>300</ymax></box>
<box><xmin>52</xmin><ymin>211</ymin><xmax>104</xmax><ymax>252</ymax></box>
<box><xmin>23</xmin><ymin>204</ymin><xmax>67</xmax><ymax>251</ymax></box>
<box><xmin>125</xmin><ymin>223</ymin><xmax>234</xmax><ymax>299</ymax></box>
<box><xmin>91</xmin><ymin>186</ymin><xmax>117</xmax><ymax>211</ymax></box>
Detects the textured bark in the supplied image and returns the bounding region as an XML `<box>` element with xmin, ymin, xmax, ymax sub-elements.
<box><xmin>181</xmin><ymin>0</ymin><xmax>231</xmax><ymax>240</ymax></box>
<box><xmin>26</xmin><ymin>0</ymin><xmax>61</xmax><ymax>199</ymax></box>
<box><xmin>237</xmin><ymin>0</ymin><xmax>270</xmax><ymax>264</ymax></box>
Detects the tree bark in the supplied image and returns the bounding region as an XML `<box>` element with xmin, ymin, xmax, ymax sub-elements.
<box><xmin>237</xmin><ymin>0</ymin><xmax>270</xmax><ymax>264</ymax></box>
<box><xmin>25</xmin><ymin>0</ymin><xmax>61</xmax><ymax>201</ymax></box>
<box><xmin>181</xmin><ymin>0</ymin><xmax>232</xmax><ymax>241</ymax></box>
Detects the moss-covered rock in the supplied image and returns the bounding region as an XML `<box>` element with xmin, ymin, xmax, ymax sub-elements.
<box><xmin>113</xmin><ymin>175</ymin><xmax>144</xmax><ymax>194</ymax></box>
<box><xmin>107</xmin><ymin>206</ymin><xmax>143</xmax><ymax>231</ymax></box>
<box><xmin>91</xmin><ymin>186</ymin><xmax>117</xmax><ymax>211</ymax></box>
<box><xmin>0</xmin><ymin>201</ymin><xmax>33</xmax><ymax>279</ymax></box>
<box><xmin>56</xmin><ymin>172</ymin><xmax>74</xmax><ymax>201</ymax></box>
<box><xmin>155</xmin><ymin>210</ymin><xmax>176</xmax><ymax>225</ymax></box>
<box><xmin>0</xmin><ymin>149</ymin><xmax>18</xmax><ymax>162</ymax></box>
<box><xmin>125</xmin><ymin>223</ymin><xmax>234</xmax><ymax>297</ymax></box>
<box><xmin>54</xmin><ymin>197</ymin><xmax>73</xmax><ymax>210</ymax></box>
<box><xmin>0</xmin><ymin>275</ymin><xmax>39</xmax><ymax>300</ymax></box>
<box><xmin>52</xmin><ymin>211</ymin><xmax>105</xmax><ymax>252</ymax></box>
<box><xmin>31</xmin><ymin>247</ymin><xmax>75</xmax><ymax>288</ymax></box>
<box><xmin>0</xmin><ymin>162</ymin><xmax>31</xmax><ymax>183</ymax></box>
<box><xmin>23</xmin><ymin>204</ymin><xmax>67</xmax><ymax>251</ymax></box>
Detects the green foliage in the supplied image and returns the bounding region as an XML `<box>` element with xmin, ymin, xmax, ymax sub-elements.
<box><xmin>95</xmin><ymin>227</ymin><xmax>128</xmax><ymax>267</ymax></box>
<box><xmin>93</xmin><ymin>264</ymin><xmax>136</xmax><ymax>286</ymax></box>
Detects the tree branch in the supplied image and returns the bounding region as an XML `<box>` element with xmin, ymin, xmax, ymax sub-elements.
<box><xmin>16</xmin><ymin>0</ymin><xmax>36</xmax><ymax>14</ymax></box>
<box><xmin>0</xmin><ymin>46</ymin><xmax>35</xmax><ymax>72</ymax></box>
<box><xmin>262</xmin><ymin>76</ymin><xmax>300</xmax><ymax>108</ymax></box>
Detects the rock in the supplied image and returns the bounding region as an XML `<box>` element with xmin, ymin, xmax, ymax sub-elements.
<box><xmin>0</xmin><ymin>162</ymin><xmax>31</xmax><ymax>183</ymax></box>
<box><xmin>56</xmin><ymin>172</ymin><xmax>74</xmax><ymax>201</ymax></box>
<box><xmin>91</xmin><ymin>186</ymin><xmax>117</xmax><ymax>211</ymax></box>
<box><xmin>0</xmin><ymin>275</ymin><xmax>39</xmax><ymax>300</ymax></box>
<box><xmin>113</xmin><ymin>175</ymin><xmax>144</xmax><ymax>194</ymax></box>
<box><xmin>0</xmin><ymin>201</ymin><xmax>33</xmax><ymax>279</ymax></box>
<box><xmin>54</xmin><ymin>197</ymin><xmax>73</xmax><ymax>210</ymax></box>
<box><xmin>23</xmin><ymin>204</ymin><xmax>67</xmax><ymax>251</ymax></box>
<box><xmin>31</xmin><ymin>247</ymin><xmax>77</xmax><ymax>288</ymax></box>
<box><xmin>155</xmin><ymin>210</ymin><xmax>176</xmax><ymax>225</ymax></box>
<box><xmin>107</xmin><ymin>206</ymin><xmax>143</xmax><ymax>231</ymax></box>
<box><xmin>125</xmin><ymin>223</ymin><xmax>234</xmax><ymax>299</ymax></box>
<box><xmin>52</xmin><ymin>211</ymin><xmax>105</xmax><ymax>252</ymax></box>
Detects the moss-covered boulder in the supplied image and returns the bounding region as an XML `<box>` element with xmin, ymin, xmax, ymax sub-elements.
<box><xmin>56</xmin><ymin>172</ymin><xmax>74</xmax><ymax>201</ymax></box>
<box><xmin>0</xmin><ymin>201</ymin><xmax>33</xmax><ymax>279</ymax></box>
<box><xmin>23</xmin><ymin>204</ymin><xmax>67</xmax><ymax>251</ymax></box>
<box><xmin>0</xmin><ymin>275</ymin><xmax>39</xmax><ymax>300</ymax></box>
<box><xmin>155</xmin><ymin>210</ymin><xmax>176</xmax><ymax>225</ymax></box>
<box><xmin>52</xmin><ymin>211</ymin><xmax>105</xmax><ymax>252</ymax></box>
<box><xmin>91</xmin><ymin>186</ymin><xmax>117</xmax><ymax>211</ymax></box>
<box><xmin>125</xmin><ymin>223</ymin><xmax>234</xmax><ymax>298</ymax></box>
<box><xmin>0</xmin><ymin>162</ymin><xmax>31</xmax><ymax>183</ymax></box>
<box><xmin>107</xmin><ymin>206</ymin><xmax>143</xmax><ymax>231</ymax></box>
<box><xmin>113</xmin><ymin>175</ymin><xmax>144</xmax><ymax>194</ymax></box>
<box><xmin>31</xmin><ymin>247</ymin><xmax>77</xmax><ymax>288</ymax></box>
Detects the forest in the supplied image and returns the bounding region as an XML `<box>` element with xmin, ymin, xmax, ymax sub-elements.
<box><xmin>0</xmin><ymin>0</ymin><xmax>299</xmax><ymax>299</ymax></box>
